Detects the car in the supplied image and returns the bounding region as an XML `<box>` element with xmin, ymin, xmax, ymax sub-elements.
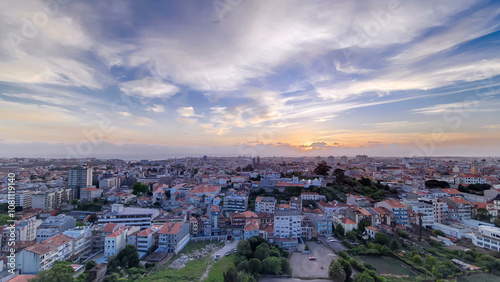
<box><xmin>309</xmin><ymin>257</ymin><xmax>317</xmax><ymax>260</ymax></box>
<box><xmin>317</xmin><ymin>240</ymin><xmax>322</xmax><ymax>244</ymax></box>
<box><xmin>226</xmin><ymin>251</ymin><xmax>231</xmax><ymax>256</ymax></box>
<box><xmin>234</xmin><ymin>248</ymin><xmax>237</xmax><ymax>254</ymax></box>
<box><xmin>329</xmin><ymin>238</ymin><xmax>337</xmax><ymax>242</ymax></box>
<box><xmin>214</xmin><ymin>254</ymin><xmax>221</xmax><ymax>261</ymax></box>
<box><xmin>327</xmin><ymin>236</ymin><xmax>334</xmax><ymax>240</ymax></box>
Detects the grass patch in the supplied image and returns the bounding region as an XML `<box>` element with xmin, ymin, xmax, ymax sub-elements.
<box><xmin>354</xmin><ymin>256</ymin><xmax>416</xmax><ymax>278</ymax></box>
<box><xmin>137</xmin><ymin>257</ymin><xmax>209</xmax><ymax>282</ymax></box>
<box><xmin>205</xmin><ymin>255</ymin><xmax>235</xmax><ymax>282</ymax></box>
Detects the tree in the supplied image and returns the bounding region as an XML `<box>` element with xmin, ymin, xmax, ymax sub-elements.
<box><xmin>102</xmin><ymin>273</ymin><xmax>119</xmax><ymax>282</ymax></box>
<box><xmin>476</xmin><ymin>208</ymin><xmax>492</xmax><ymax>222</ymax></box>
<box><xmin>242</xmin><ymin>165</ymin><xmax>254</xmax><ymax>172</ymax></box>
<box><xmin>424</xmin><ymin>255</ymin><xmax>438</xmax><ymax>270</ymax></box>
<box><xmin>85</xmin><ymin>260</ymin><xmax>97</xmax><ymax>270</ymax></box>
<box><xmin>354</xmin><ymin>271</ymin><xmax>375</xmax><ymax>282</ymax></box>
<box><xmin>390</xmin><ymin>239</ymin><xmax>401</xmax><ymax>251</ymax></box>
<box><xmin>338</xmin><ymin>258</ymin><xmax>353</xmax><ymax>282</ymax></box>
<box><xmin>262</xmin><ymin>257</ymin><xmax>281</xmax><ymax>275</ymax></box>
<box><xmin>494</xmin><ymin>218</ymin><xmax>500</xmax><ymax>228</ymax></box>
<box><xmin>132</xmin><ymin>182</ymin><xmax>149</xmax><ymax>195</ymax></box>
<box><xmin>254</xmin><ymin>244</ymin><xmax>270</xmax><ymax>261</ymax></box>
<box><xmin>110</xmin><ymin>245</ymin><xmax>140</xmax><ymax>270</ymax></box>
<box><xmin>237</xmin><ymin>271</ymin><xmax>256</xmax><ymax>282</ymax></box>
<box><xmin>329</xmin><ymin>261</ymin><xmax>346</xmax><ymax>282</ymax></box>
<box><xmin>236</xmin><ymin>240</ymin><xmax>253</xmax><ymax>259</ymax></box>
<box><xmin>433</xmin><ymin>229</ymin><xmax>445</xmax><ymax>237</ymax></box>
<box><xmin>248</xmin><ymin>258</ymin><xmax>261</xmax><ymax>274</ymax></box>
<box><xmin>223</xmin><ymin>267</ymin><xmax>238</xmax><ymax>282</ymax></box>
<box><xmin>32</xmin><ymin>261</ymin><xmax>74</xmax><ymax>282</ymax></box>
<box><xmin>333</xmin><ymin>169</ymin><xmax>346</xmax><ymax>184</ymax></box>
<box><xmin>335</xmin><ymin>224</ymin><xmax>345</xmax><ymax>237</ymax></box>
<box><xmin>374</xmin><ymin>233</ymin><xmax>389</xmax><ymax>246</ymax></box>
<box><xmin>359</xmin><ymin>177</ymin><xmax>372</xmax><ymax>187</ymax></box>
<box><xmin>314</xmin><ymin>161</ymin><xmax>332</xmax><ymax>176</ymax></box>
<box><xmin>278</xmin><ymin>257</ymin><xmax>291</xmax><ymax>275</ymax></box>
<box><xmin>269</xmin><ymin>247</ymin><xmax>281</xmax><ymax>258</ymax></box>
<box><xmin>346</xmin><ymin>231</ymin><xmax>357</xmax><ymax>241</ymax></box>
<box><xmin>71</xmin><ymin>199</ymin><xmax>79</xmax><ymax>205</ymax></box>
<box><xmin>412</xmin><ymin>255</ymin><xmax>422</xmax><ymax>265</ymax></box>
<box><xmin>237</xmin><ymin>260</ymin><xmax>249</xmax><ymax>272</ymax></box>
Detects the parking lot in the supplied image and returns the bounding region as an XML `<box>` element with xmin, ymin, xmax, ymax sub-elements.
<box><xmin>290</xmin><ymin>242</ymin><xmax>338</xmax><ymax>279</ymax></box>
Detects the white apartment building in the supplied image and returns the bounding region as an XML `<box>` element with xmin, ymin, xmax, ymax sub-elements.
<box><xmin>104</xmin><ymin>226</ymin><xmax>140</xmax><ymax>257</ymax></box>
<box><xmin>98</xmin><ymin>204</ymin><xmax>160</xmax><ymax>229</ymax></box>
<box><xmin>472</xmin><ymin>225</ymin><xmax>500</xmax><ymax>251</ymax></box>
<box><xmin>255</xmin><ymin>196</ymin><xmax>276</xmax><ymax>214</ymax></box>
<box><xmin>455</xmin><ymin>174</ymin><xmax>487</xmax><ymax>185</ymax></box>
<box><xmin>404</xmin><ymin>200</ymin><xmax>435</xmax><ymax>227</ymax></box>
<box><xmin>37</xmin><ymin>214</ymin><xmax>76</xmax><ymax>242</ymax></box>
<box><xmin>80</xmin><ymin>187</ymin><xmax>102</xmax><ymax>202</ymax></box>
<box><xmin>131</xmin><ymin>225</ymin><xmax>162</xmax><ymax>255</ymax></box>
<box><xmin>300</xmin><ymin>192</ymin><xmax>326</xmax><ymax>202</ymax></box>
<box><xmin>63</xmin><ymin>227</ymin><xmax>93</xmax><ymax>257</ymax></box>
<box><xmin>158</xmin><ymin>223</ymin><xmax>190</xmax><ymax>254</ymax></box>
<box><xmin>273</xmin><ymin>210</ymin><xmax>302</xmax><ymax>239</ymax></box>
<box><xmin>31</xmin><ymin>192</ymin><xmax>55</xmax><ymax>210</ymax></box>
<box><xmin>16</xmin><ymin>234</ymin><xmax>74</xmax><ymax>274</ymax></box>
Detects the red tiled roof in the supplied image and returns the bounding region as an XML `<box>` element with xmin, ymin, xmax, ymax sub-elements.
<box><xmin>341</xmin><ymin>218</ymin><xmax>356</xmax><ymax>225</ymax></box>
<box><xmin>103</xmin><ymin>223</ymin><xmax>118</xmax><ymax>233</ymax></box>
<box><xmin>441</xmin><ymin>189</ymin><xmax>462</xmax><ymax>194</ymax></box>
<box><xmin>158</xmin><ymin>223</ymin><xmax>183</xmax><ymax>234</ymax></box>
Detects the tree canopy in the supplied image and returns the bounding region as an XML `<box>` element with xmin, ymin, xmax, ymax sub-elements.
<box><xmin>314</xmin><ymin>161</ymin><xmax>332</xmax><ymax>176</ymax></box>
<box><xmin>31</xmin><ymin>261</ymin><xmax>74</xmax><ymax>282</ymax></box>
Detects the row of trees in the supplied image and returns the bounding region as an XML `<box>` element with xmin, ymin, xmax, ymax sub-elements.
<box><xmin>224</xmin><ymin>237</ymin><xmax>290</xmax><ymax>281</ymax></box>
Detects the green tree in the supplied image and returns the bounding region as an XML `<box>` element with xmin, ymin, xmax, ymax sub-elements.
<box><xmin>132</xmin><ymin>182</ymin><xmax>149</xmax><ymax>195</ymax></box>
<box><xmin>102</xmin><ymin>273</ymin><xmax>119</xmax><ymax>282</ymax></box>
<box><xmin>433</xmin><ymin>229</ymin><xmax>445</xmax><ymax>237</ymax></box>
<box><xmin>336</xmin><ymin>224</ymin><xmax>345</xmax><ymax>237</ymax></box>
<box><xmin>110</xmin><ymin>245</ymin><xmax>140</xmax><ymax>269</ymax></box>
<box><xmin>346</xmin><ymin>231</ymin><xmax>357</xmax><ymax>241</ymax></box>
<box><xmin>279</xmin><ymin>257</ymin><xmax>291</xmax><ymax>275</ymax></box>
<box><xmin>424</xmin><ymin>255</ymin><xmax>438</xmax><ymax>270</ymax></box>
<box><xmin>236</xmin><ymin>240</ymin><xmax>253</xmax><ymax>259</ymax></box>
<box><xmin>237</xmin><ymin>271</ymin><xmax>256</xmax><ymax>282</ymax></box>
<box><xmin>475</xmin><ymin>208</ymin><xmax>492</xmax><ymax>222</ymax></box>
<box><xmin>248</xmin><ymin>258</ymin><xmax>261</xmax><ymax>274</ymax></box>
<box><xmin>32</xmin><ymin>261</ymin><xmax>74</xmax><ymax>282</ymax></box>
<box><xmin>412</xmin><ymin>255</ymin><xmax>422</xmax><ymax>265</ymax></box>
<box><xmin>262</xmin><ymin>257</ymin><xmax>281</xmax><ymax>275</ymax></box>
<box><xmin>354</xmin><ymin>271</ymin><xmax>375</xmax><ymax>282</ymax></box>
<box><xmin>254</xmin><ymin>244</ymin><xmax>270</xmax><ymax>261</ymax></box>
<box><xmin>374</xmin><ymin>233</ymin><xmax>389</xmax><ymax>246</ymax></box>
<box><xmin>237</xmin><ymin>260</ymin><xmax>249</xmax><ymax>272</ymax></box>
<box><xmin>85</xmin><ymin>260</ymin><xmax>97</xmax><ymax>271</ymax></box>
<box><xmin>269</xmin><ymin>247</ymin><xmax>281</xmax><ymax>257</ymax></box>
<box><xmin>314</xmin><ymin>161</ymin><xmax>332</xmax><ymax>176</ymax></box>
<box><xmin>338</xmin><ymin>258</ymin><xmax>353</xmax><ymax>282</ymax></box>
<box><xmin>71</xmin><ymin>199</ymin><xmax>79</xmax><ymax>205</ymax></box>
<box><xmin>223</xmin><ymin>267</ymin><xmax>238</xmax><ymax>282</ymax></box>
<box><xmin>329</xmin><ymin>261</ymin><xmax>346</xmax><ymax>282</ymax></box>
<box><xmin>333</xmin><ymin>169</ymin><xmax>346</xmax><ymax>184</ymax></box>
<box><xmin>389</xmin><ymin>238</ymin><xmax>401</xmax><ymax>251</ymax></box>
<box><xmin>495</xmin><ymin>218</ymin><xmax>500</xmax><ymax>228</ymax></box>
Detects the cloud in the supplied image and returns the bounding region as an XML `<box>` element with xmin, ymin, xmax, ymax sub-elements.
<box><xmin>177</xmin><ymin>107</ymin><xmax>201</xmax><ymax>118</ymax></box>
<box><xmin>119</xmin><ymin>79</ymin><xmax>179</xmax><ymax>99</ymax></box>
<box><xmin>135</xmin><ymin>117</ymin><xmax>156</xmax><ymax>126</ymax></box>
<box><xmin>146</xmin><ymin>104</ymin><xmax>165</xmax><ymax>113</ymax></box>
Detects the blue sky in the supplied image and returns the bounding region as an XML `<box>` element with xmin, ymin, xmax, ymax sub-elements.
<box><xmin>0</xmin><ymin>0</ymin><xmax>499</xmax><ymax>159</ymax></box>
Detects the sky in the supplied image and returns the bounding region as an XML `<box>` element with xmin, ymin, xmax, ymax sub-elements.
<box><xmin>0</xmin><ymin>0</ymin><xmax>500</xmax><ymax>159</ymax></box>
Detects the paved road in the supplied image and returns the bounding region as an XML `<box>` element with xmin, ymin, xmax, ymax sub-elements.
<box><xmin>290</xmin><ymin>242</ymin><xmax>337</xmax><ymax>279</ymax></box>
<box><xmin>319</xmin><ymin>236</ymin><xmax>348</xmax><ymax>253</ymax></box>
<box><xmin>213</xmin><ymin>240</ymin><xmax>238</xmax><ymax>260</ymax></box>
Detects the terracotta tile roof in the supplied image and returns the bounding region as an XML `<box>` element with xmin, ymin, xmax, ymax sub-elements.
<box><xmin>441</xmin><ymin>189</ymin><xmax>462</xmax><ymax>194</ymax></box>
<box><xmin>341</xmin><ymin>218</ymin><xmax>356</xmax><ymax>225</ymax></box>
<box><xmin>365</xmin><ymin>226</ymin><xmax>380</xmax><ymax>232</ymax></box>
<box><xmin>103</xmin><ymin>223</ymin><xmax>118</xmax><ymax>233</ymax></box>
<box><xmin>449</xmin><ymin>196</ymin><xmax>471</xmax><ymax>205</ymax></box>
<box><xmin>158</xmin><ymin>223</ymin><xmax>183</xmax><ymax>234</ymax></box>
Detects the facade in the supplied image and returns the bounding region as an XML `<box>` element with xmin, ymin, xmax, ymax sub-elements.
<box><xmin>37</xmin><ymin>214</ymin><xmax>76</xmax><ymax>242</ymax></box>
<box><xmin>404</xmin><ymin>200</ymin><xmax>435</xmax><ymax>227</ymax></box>
<box><xmin>68</xmin><ymin>165</ymin><xmax>93</xmax><ymax>199</ymax></box>
<box><xmin>472</xmin><ymin>225</ymin><xmax>500</xmax><ymax>251</ymax></box>
<box><xmin>104</xmin><ymin>226</ymin><xmax>139</xmax><ymax>257</ymax></box>
<box><xmin>273</xmin><ymin>210</ymin><xmax>302</xmax><ymax>240</ymax></box>
<box><xmin>81</xmin><ymin>188</ymin><xmax>102</xmax><ymax>202</ymax></box>
<box><xmin>16</xmin><ymin>234</ymin><xmax>74</xmax><ymax>274</ymax></box>
<box><xmin>306</xmin><ymin>213</ymin><xmax>333</xmax><ymax>236</ymax></box>
<box><xmin>455</xmin><ymin>175</ymin><xmax>487</xmax><ymax>185</ymax></box>
<box><xmin>63</xmin><ymin>227</ymin><xmax>93</xmax><ymax>258</ymax></box>
<box><xmin>15</xmin><ymin>190</ymin><xmax>33</xmax><ymax>210</ymax></box>
<box><xmin>289</xmin><ymin>197</ymin><xmax>302</xmax><ymax>210</ymax></box>
<box><xmin>443</xmin><ymin>197</ymin><xmax>472</xmax><ymax>220</ymax></box>
<box><xmin>223</xmin><ymin>195</ymin><xmax>248</xmax><ymax>212</ymax></box>
<box><xmin>98</xmin><ymin>204</ymin><xmax>160</xmax><ymax>229</ymax></box>
<box><xmin>158</xmin><ymin>223</ymin><xmax>190</xmax><ymax>254</ymax></box>
<box><xmin>375</xmin><ymin>199</ymin><xmax>409</xmax><ymax>226</ymax></box>
<box><xmin>135</xmin><ymin>225</ymin><xmax>162</xmax><ymax>255</ymax></box>
<box><xmin>300</xmin><ymin>192</ymin><xmax>326</xmax><ymax>202</ymax></box>
<box><xmin>346</xmin><ymin>194</ymin><xmax>371</xmax><ymax>208</ymax></box>
<box><xmin>31</xmin><ymin>192</ymin><xmax>55</xmax><ymax>210</ymax></box>
<box><xmin>255</xmin><ymin>196</ymin><xmax>276</xmax><ymax>214</ymax></box>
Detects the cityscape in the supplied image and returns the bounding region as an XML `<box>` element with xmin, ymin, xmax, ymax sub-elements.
<box><xmin>1</xmin><ymin>0</ymin><xmax>500</xmax><ymax>282</ymax></box>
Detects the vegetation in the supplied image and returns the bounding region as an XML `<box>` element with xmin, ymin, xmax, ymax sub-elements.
<box><xmin>223</xmin><ymin>236</ymin><xmax>290</xmax><ymax>282</ymax></box>
<box><xmin>132</xmin><ymin>182</ymin><xmax>150</xmax><ymax>195</ymax></box>
<box><xmin>425</xmin><ymin>180</ymin><xmax>450</xmax><ymax>188</ymax></box>
<box><xmin>31</xmin><ymin>261</ymin><xmax>75</xmax><ymax>282</ymax></box>
<box><xmin>314</xmin><ymin>161</ymin><xmax>332</xmax><ymax>176</ymax></box>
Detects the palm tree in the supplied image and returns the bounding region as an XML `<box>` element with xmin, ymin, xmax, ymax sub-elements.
<box><xmin>328</xmin><ymin>261</ymin><xmax>346</xmax><ymax>282</ymax></box>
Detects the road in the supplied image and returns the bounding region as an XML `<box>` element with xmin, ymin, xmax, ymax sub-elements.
<box><xmin>319</xmin><ymin>236</ymin><xmax>348</xmax><ymax>253</ymax></box>
<box><xmin>200</xmin><ymin>240</ymin><xmax>238</xmax><ymax>281</ymax></box>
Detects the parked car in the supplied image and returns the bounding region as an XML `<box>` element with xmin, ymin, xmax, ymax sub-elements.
<box><xmin>317</xmin><ymin>240</ymin><xmax>322</xmax><ymax>244</ymax></box>
<box><xmin>233</xmin><ymin>248</ymin><xmax>237</xmax><ymax>254</ymax></box>
<box><xmin>214</xmin><ymin>254</ymin><xmax>221</xmax><ymax>261</ymax></box>
<box><xmin>226</xmin><ymin>251</ymin><xmax>231</xmax><ymax>256</ymax></box>
<box><xmin>309</xmin><ymin>257</ymin><xmax>317</xmax><ymax>260</ymax></box>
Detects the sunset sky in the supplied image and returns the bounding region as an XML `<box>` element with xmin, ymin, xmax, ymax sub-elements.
<box><xmin>0</xmin><ymin>0</ymin><xmax>499</xmax><ymax>159</ymax></box>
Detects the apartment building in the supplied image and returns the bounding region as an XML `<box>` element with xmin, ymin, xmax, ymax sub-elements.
<box><xmin>455</xmin><ymin>174</ymin><xmax>487</xmax><ymax>185</ymax></box>
<box><xmin>158</xmin><ymin>223</ymin><xmax>190</xmax><ymax>254</ymax></box>
<box><xmin>135</xmin><ymin>225</ymin><xmax>162</xmax><ymax>255</ymax></box>
<box><xmin>104</xmin><ymin>226</ymin><xmax>140</xmax><ymax>257</ymax></box>
<box><xmin>16</xmin><ymin>234</ymin><xmax>74</xmax><ymax>274</ymax></box>
<box><xmin>97</xmin><ymin>204</ymin><xmax>160</xmax><ymax>229</ymax></box>
<box><xmin>255</xmin><ymin>196</ymin><xmax>276</xmax><ymax>214</ymax></box>
<box><xmin>305</xmin><ymin>213</ymin><xmax>333</xmax><ymax>236</ymax></box>
<box><xmin>346</xmin><ymin>194</ymin><xmax>372</xmax><ymax>208</ymax></box>
<box><xmin>419</xmin><ymin>198</ymin><xmax>448</xmax><ymax>223</ymax></box>
<box><xmin>68</xmin><ymin>165</ymin><xmax>93</xmax><ymax>199</ymax></box>
<box><xmin>81</xmin><ymin>188</ymin><xmax>102</xmax><ymax>202</ymax></box>
<box><xmin>472</xmin><ymin>225</ymin><xmax>500</xmax><ymax>251</ymax></box>
<box><xmin>289</xmin><ymin>196</ymin><xmax>302</xmax><ymax>210</ymax></box>
<box><xmin>31</xmin><ymin>192</ymin><xmax>55</xmax><ymax>210</ymax></box>
<box><xmin>404</xmin><ymin>200</ymin><xmax>435</xmax><ymax>227</ymax></box>
<box><xmin>36</xmin><ymin>214</ymin><xmax>76</xmax><ymax>242</ymax></box>
<box><xmin>443</xmin><ymin>196</ymin><xmax>472</xmax><ymax>220</ymax></box>
<box><xmin>63</xmin><ymin>227</ymin><xmax>93</xmax><ymax>258</ymax></box>
<box><xmin>15</xmin><ymin>190</ymin><xmax>33</xmax><ymax>210</ymax></box>
<box><xmin>92</xmin><ymin>223</ymin><xmax>125</xmax><ymax>252</ymax></box>
<box><xmin>223</xmin><ymin>195</ymin><xmax>248</xmax><ymax>212</ymax></box>
<box><xmin>300</xmin><ymin>192</ymin><xmax>326</xmax><ymax>202</ymax></box>
<box><xmin>189</xmin><ymin>216</ymin><xmax>198</xmax><ymax>236</ymax></box>
<box><xmin>375</xmin><ymin>199</ymin><xmax>409</xmax><ymax>226</ymax></box>
<box><xmin>273</xmin><ymin>210</ymin><xmax>302</xmax><ymax>240</ymax></box>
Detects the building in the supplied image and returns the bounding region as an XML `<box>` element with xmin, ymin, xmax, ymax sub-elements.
<box><xmin>92</xmin><ymin>223</ymin><xmax>124</xmax><ymax>252</ymax></box>
<box><xmin>273</xmin><ymin>210</ymin><xmax>302</xmax><ymax>241</ymax></box>
<box><xmin>255</xmin><ymin>196</ymin><xmax>276</xmax><ymax>214</ymax></box>
<box><xmin>104</xmin><ymin>225</ymin><xmax>140</xmax><ymax>257</ymax></box>
<box><xmin>80</xmin><ymin>188</ymin><xmax>102</xmax><ymax>202</ymax></box>
<box><xmin>63</xmin><ymin>227</ymin><xmax>93</xmax><ymax>258</ymax></box>
<box><xmin>36</xmin><ymin>214</ymin><xmax>76</xmax><ymax>242</ymax></box>
<box><xmin>31</xmin><ymin>192</ymin><xmax>55</xmax><ymax>210</ymax></box>
<box><xmin>16</xmin><ymin>234</ymin><xmax>74</xmax><ymax>274</ymax></box>
<box><xmin>455</xmin><ymin>174</ymin><xmax>487</xmax><ymax>185</ymax></box>
<box><xmin>404</xmin><ymin>200</ymin><xmax>435</xmax><ymax>227</ymax></box>
<box><xmin>305</xmin><ymin>213</ymin><xmax>333</xmax><ymax>236</ymax></box>
<box><xmin>88</xmin><ymin>263</ymin><xmax>107</xmax><ymax>282</ymax></box>
<box><xmin>98</xmin><ymin>204</ymin><xmax>160</xmax><ymax>229</ymax></box>
<box><xmin>443</xmin><ymin>196</ymin><xmax>472</xmax><ymax>220</ymax></box>
<box><xmin>158</xmin><ymin>223</ymin><xmax>190</xmax><ymax>254</ymax></box>
<box><xmin>300</xmin><ymin>192</ymin><xmax>326</xmax><ymax>202</ymax></box>
<box><xmin>68</xmin><ymin>165</ymin><xmax>93</xmax><ymax>199</ymax></box>
<box><xmin>472</xmin><ymin>225</ymin><xmax>500</xmax><ymax>251</ymax></box>
<box><xmin>375</xmin><ymin>199</ymin><xmax>409</xmax><ymax>226</ymax></box>
<box><xmin>15</xmin><ymin>190</ymin><xmax>33</xmax><ymax>210</ymax></box>
<box><xmin>289</xmin><ymin>196</ymin><xmax>302</xmax><ymax>211</ymax></box>
<box><xmin>189</xmin><ymin>216</ymin><xmax>199</xmax><ymax>236</ymax></box>
<box><xmin>223</xmin><ymin>195</ymin><xmax>248</xmax><ymax>212</ymax></box>
<box><xmin>365</xmin><ymin>226</ymin><xmax>380</xmax><ymax>239</ymax></box>
<box><xmin>346</xmin><ymin>194</ymin><xmax>372</xmax><ymax>208</ymax></box>
<box><xmin>133</xmin><ymin>225</ymin><xmax>162</xmax><ymax>256</ymax></box>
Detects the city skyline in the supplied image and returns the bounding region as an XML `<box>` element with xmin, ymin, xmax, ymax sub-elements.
<box><xmin>1</xmin><ymin>0</ymin><xmax>500</xmax><ymax>158</ymax></box>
